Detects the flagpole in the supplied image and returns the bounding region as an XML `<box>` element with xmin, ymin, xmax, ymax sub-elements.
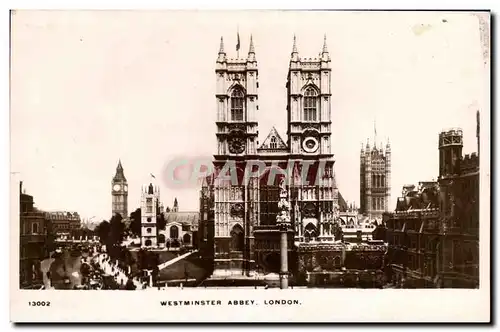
<box><xmin>237</xmin><ymin>26</ymin><xmax>240</xmax><ymax>58</ymax></box>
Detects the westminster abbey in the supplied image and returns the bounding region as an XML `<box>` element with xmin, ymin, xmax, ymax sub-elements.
<box><xmin>199</xmin><ymin>35</ymin><xmax>347</xmax><ymax>279</ymax></box>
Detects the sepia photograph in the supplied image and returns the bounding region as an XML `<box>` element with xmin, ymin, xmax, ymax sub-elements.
<box><xmin>9</xmin><ymin>9</ymin><xmax>490</xmax><ymax>322</ymax></box>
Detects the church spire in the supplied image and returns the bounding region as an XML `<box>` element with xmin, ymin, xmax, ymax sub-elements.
<box><xmin>291</xmin><ymin>34</ymin><xmax>299</xmax><ymax>62</ymax></box>
<box><xmin>247</xmin><ymin>34</ymin><xmax>256</xmax><ymax>61</ymax></box>
<box><xmin>173</xmin><ymin>197</ymin><xmax>179</xmax><ymax>212</ymax></box>
<box><xmin>322</xmin><ymin>34</ymin><xmax>328</xmax><ymax>53</ymax></box>
<box><xmin>217</xmin><ymin>36</ymin><xmax>226</xmax><ymax>63</ymax></box>
<box><xmin>249</xmin><ymin>34</ymin><xmax>255</xmax><ymax>53</ymax></box>
<box><xmin>321</xmin><ymin>34</ymin><xmax>330</xmax><ymax>62</ymax></box>
<box><xmin>219</xmin><ymin>36</ymin><xmax>225</xmax><ymax>54</ymax></box>
<box><xmin>114</xmin><ymin>160</ymin><xmax>126</xmax><ymax>181</ymax></box>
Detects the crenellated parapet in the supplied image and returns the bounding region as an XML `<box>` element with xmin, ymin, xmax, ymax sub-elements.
<box><xmin>461</xmin><ymin>152</ymin><xmax>479</xmax><ymax>173</ymax></box>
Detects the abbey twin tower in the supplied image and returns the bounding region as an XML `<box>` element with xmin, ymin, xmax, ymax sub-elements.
<box><xmin>199</xmin><ymin>34</ymin><xmax>391</xmax><ymax>278</ymax></box>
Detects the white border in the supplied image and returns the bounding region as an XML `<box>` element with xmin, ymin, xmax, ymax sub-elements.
<box><xmin>4</xmin><ymin>0</ymin><xmax>495</xmax><ymax>325</ymax></box>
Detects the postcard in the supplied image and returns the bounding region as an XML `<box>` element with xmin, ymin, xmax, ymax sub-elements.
<box><xmin>9</xmin><ymin>10</ymin><xmax>490</xmax><ymax>323</ymax></box>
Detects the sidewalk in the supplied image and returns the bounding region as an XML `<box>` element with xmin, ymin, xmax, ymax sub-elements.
<box><xmin>157</xmin><ymin>250</ymin><xmax>197</xmax><ymax>270</ymax></box>
<box><xmin>93</xmin><ymin>253</ymin><xmax>143</xmax><ymax>290</ymax></box>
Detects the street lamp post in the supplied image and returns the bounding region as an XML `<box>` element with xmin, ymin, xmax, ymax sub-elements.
<box><xmin>276</xmin><ymin>178</ymin><xmax>291</xmax><ymax>289</ymax></box>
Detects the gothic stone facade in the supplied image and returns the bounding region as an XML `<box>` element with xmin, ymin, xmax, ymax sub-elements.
<box><xmin>200</xmin><ymin>35</ymin><xmax>341</xmax><ymax>278</ymax></box>
<box><xmin>360</xmin><ymin>140</ymin><xmax>391</xmax><ymax>222</ymax></box>
<box><xmin>384</xmin><ymin>121</ymin><xmax>479</xmax><ymax>288</ymax></box>
<box><xmin>141</xmin><ymin>183</ymin><xmax>159</xmax><ymax>248</ymax></box>
<box><xmin>111</xmin><ymin>160</ymin><xmax>128</xmax><ymax>219</ymax></box>
<box><xmin>297</xmin><ymin>243</ymin><xmax>386</xmax><ymax>287</ymax></box>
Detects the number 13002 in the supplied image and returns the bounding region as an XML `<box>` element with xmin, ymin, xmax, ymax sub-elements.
<box><xmin>28</xmin><ymin>301</ymin><xmax>50</xmax><ymax>307</ymax></box>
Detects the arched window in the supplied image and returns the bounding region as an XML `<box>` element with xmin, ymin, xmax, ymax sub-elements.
<box><xmin>230</xmin><ymin>224</ymin><xmax>244</xmax><ymax>251</ymax></box>
<box><xmin>170</xmin><ymin>225</ymin><xmax>179</xmax><ymax>239</ymax></box>
<box><xmin>270</xmin><ymin>136</ymin><xmax>277</xmax><ymax>149</ymax></box>
<box><xmin>230</xmin><ymin>88</ymin><xmax>244</xmax><ymax>121</ymax></box>
<box><xmin>32</xmin><ymin>222</ymin><xmax>39</xmax><ymax>234</ymax></box>
<box><xmin>334</xmin><ymin>256</ymin><xmax>341</xmax><ymax>268</ymax></box>
<box><xmin>183</xmin><ymin>233</ymin><xmax>191</xmax><ymax>244</ymax></box>
<box><xmin>304</xmin><ymin>223</ymin><xmax>318</xmax><ymax>242</ymax></box>
<box><xmin>145</xmin><ymin>239</ymin><xmax>152</xmax><ymax>246</ymax></box>
<box><xmin>303</xmin><ymin>87</ymin><xmax>317</xmax><ymax>122</ymax></box>
<box><xmin>158</xmin><ymin>234</ymin><xmax>166</xmax><ymax>243</ymax></box>
<box><xmin>146</xmin><ymin>228</ymin><xmax>152</xmax><ymax>234</ymax></box>
<box><xmin>259</xmin><ymin>169</ymin><xmax>285</xmax><ymax>225</ymax></box>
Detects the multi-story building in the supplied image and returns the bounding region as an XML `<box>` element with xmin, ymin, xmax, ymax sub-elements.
<box><xmin>384</xmin><ymin>113</ymin><xmax>480</xmax><ymax>288</ymax></box>
<box><xmin>384</xmin><ymin>182</ymin><xmax>440</xmax><ymax>288</ymax></box>
<box><xmin>111</xmin><ymin>160</ymin><xmax>128</xmax><ymax>218</ymax></box>
<box><xmin>338</xmin><ymin>204</ymin><xmax>377</xmax><ymax>243</ymax></box>
<box><xmin>360</xmin><ymin>139</ymin><xmax>391</xmax><ymax>222</ymax></box>
<box><xmin>45</xmin><ymin>211</ymin><xmax>81</xmax><ymax>236</ymax></box>
<box><xmin>141</xmin><ymin>183</ymin><xmax>159</xmax><ymax>247</ymax></box>
<box><xmin>163</xmin><ymin>210</ymin><xmax>199</xmax><ymax>248</ymax></box>
<box><xmin>197</xmin><ymin>35</ymin><xmax>387</xmax><ymax>288</ymax></box>
<box><xmin>19</xmin><ymin>182</ymin><xmax>53</xmax><ymax>288</ymax></box>
<box><xmin>199</xmin><ymin>35</ymin><xmax>340</xmax><ymax>281</ymax></box>
<box><xmin>437</xmin><ymin>125</ymin><xmax>479</xmax><ymax>288</ymax></box>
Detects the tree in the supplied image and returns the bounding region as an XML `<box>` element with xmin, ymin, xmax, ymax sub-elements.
<box><xmin>129</xmin><ymin>208</ymin><xmax>141</xmax><ymax>237</ymax></box>
<box><xmin>80</xmin><ymin>226</ymin><xmax>94</xmax><ymax>239</ymax></box>
<box><xmin>156</xmin><ymin>212</ymin><xmax>167</xmax><ymax>233</ymax></box>
<box><xmin>137</xmin><ymin>248</ymin><xmax>147</xmax><ymax>271</ymax></box>
<box><xmin>96</xmin><ymin>221</ymin><xmax>111</xmax><ymax>244</ymax></box>
<box><xmin>109</xmin><ymin>213</ymin><xmax>125</xmax><ymax>245</ymax></box>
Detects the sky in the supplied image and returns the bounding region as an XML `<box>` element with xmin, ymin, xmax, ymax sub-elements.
<box><xmin>10</xmin><ymin>11</ymin><xmax>488</xmax><ymax>222</ymax></box>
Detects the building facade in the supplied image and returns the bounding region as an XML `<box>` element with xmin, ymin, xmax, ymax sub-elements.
<box><xmin>200</xmin><ymin>35</ymin><xmax>344</xmax><ymax>280</ymax></box>
<box><xmin>111</xmin><ymin>160</ymin><xmax>128</xmax><ymax>218</ymax></box>
<box><xmin>45</xmin><ymin>211</ymin><xmax>81</xmax><ymax>236</ymax></box>
<box><xmin>360</xmin><ymin>139</ymin><xmax>391</xmax><ymax>222</ymax></box>
<box><xmin>384</xmin><ymin>117</ymin><xmax>480</xmax><ymax>288</ymax></box>
<box><xmin>160</xmin><ymin>211</ymin><xmax>199</xmax><ymax>249</ymax></box>
<box><xmin>437</xmin><ymin>126</ymin><xmax>479</xmax><ymax>288</ymax></box>
<box><xmin>141</xmin><ymin>183</ymin><xmax>159</xmax><ymax>247</ymax></box>
<box><xmin>297</xmin><ymin>242</ymin><xmax>386</xmax><ymax>287</ymax></box>
<box><xmin>384</xmin><ymin>182</ymin><xmax>441</xmax><ymax>288</ymax></box>
<box><xmin>19</xmin><ymin>182</ymin><xmax>54</xmax><ymax>288</ymax></box>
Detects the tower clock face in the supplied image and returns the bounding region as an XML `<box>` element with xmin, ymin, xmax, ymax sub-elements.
<box><xmin>113</xmin><ymin>184</ymin><xmax>121</xmax><ymax>191</ymax></box>
<box><xmin>228</xmin><ymin>137</ymin><xmax>246</xmax><ymax>154</ymax></box>
<box><xmin>302</xmin><ymin>137</ymin><xmax>319</xmax><ymax>153</ymax></box>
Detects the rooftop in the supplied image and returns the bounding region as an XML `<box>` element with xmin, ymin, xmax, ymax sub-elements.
<box><xmin>165</xmin><ymin>211</ymin><xmax>199</xmax><ymax>225</ymax></box>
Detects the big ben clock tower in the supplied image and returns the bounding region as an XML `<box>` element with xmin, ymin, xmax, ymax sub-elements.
<box><xmin>111</xmin><ymin>160</ymin><xmax>128</xmax><ymax>218</ymax></box>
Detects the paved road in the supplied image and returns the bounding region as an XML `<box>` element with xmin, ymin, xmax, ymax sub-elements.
<box><xmin>157</xmin><ymin>251</ymin><xmax>197</xmax><ymax>270</ymax></box>
<box><xmin>94</xmin><ymin>253</ymin><xmax>143</xmax><ymax>289</ymax></box>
